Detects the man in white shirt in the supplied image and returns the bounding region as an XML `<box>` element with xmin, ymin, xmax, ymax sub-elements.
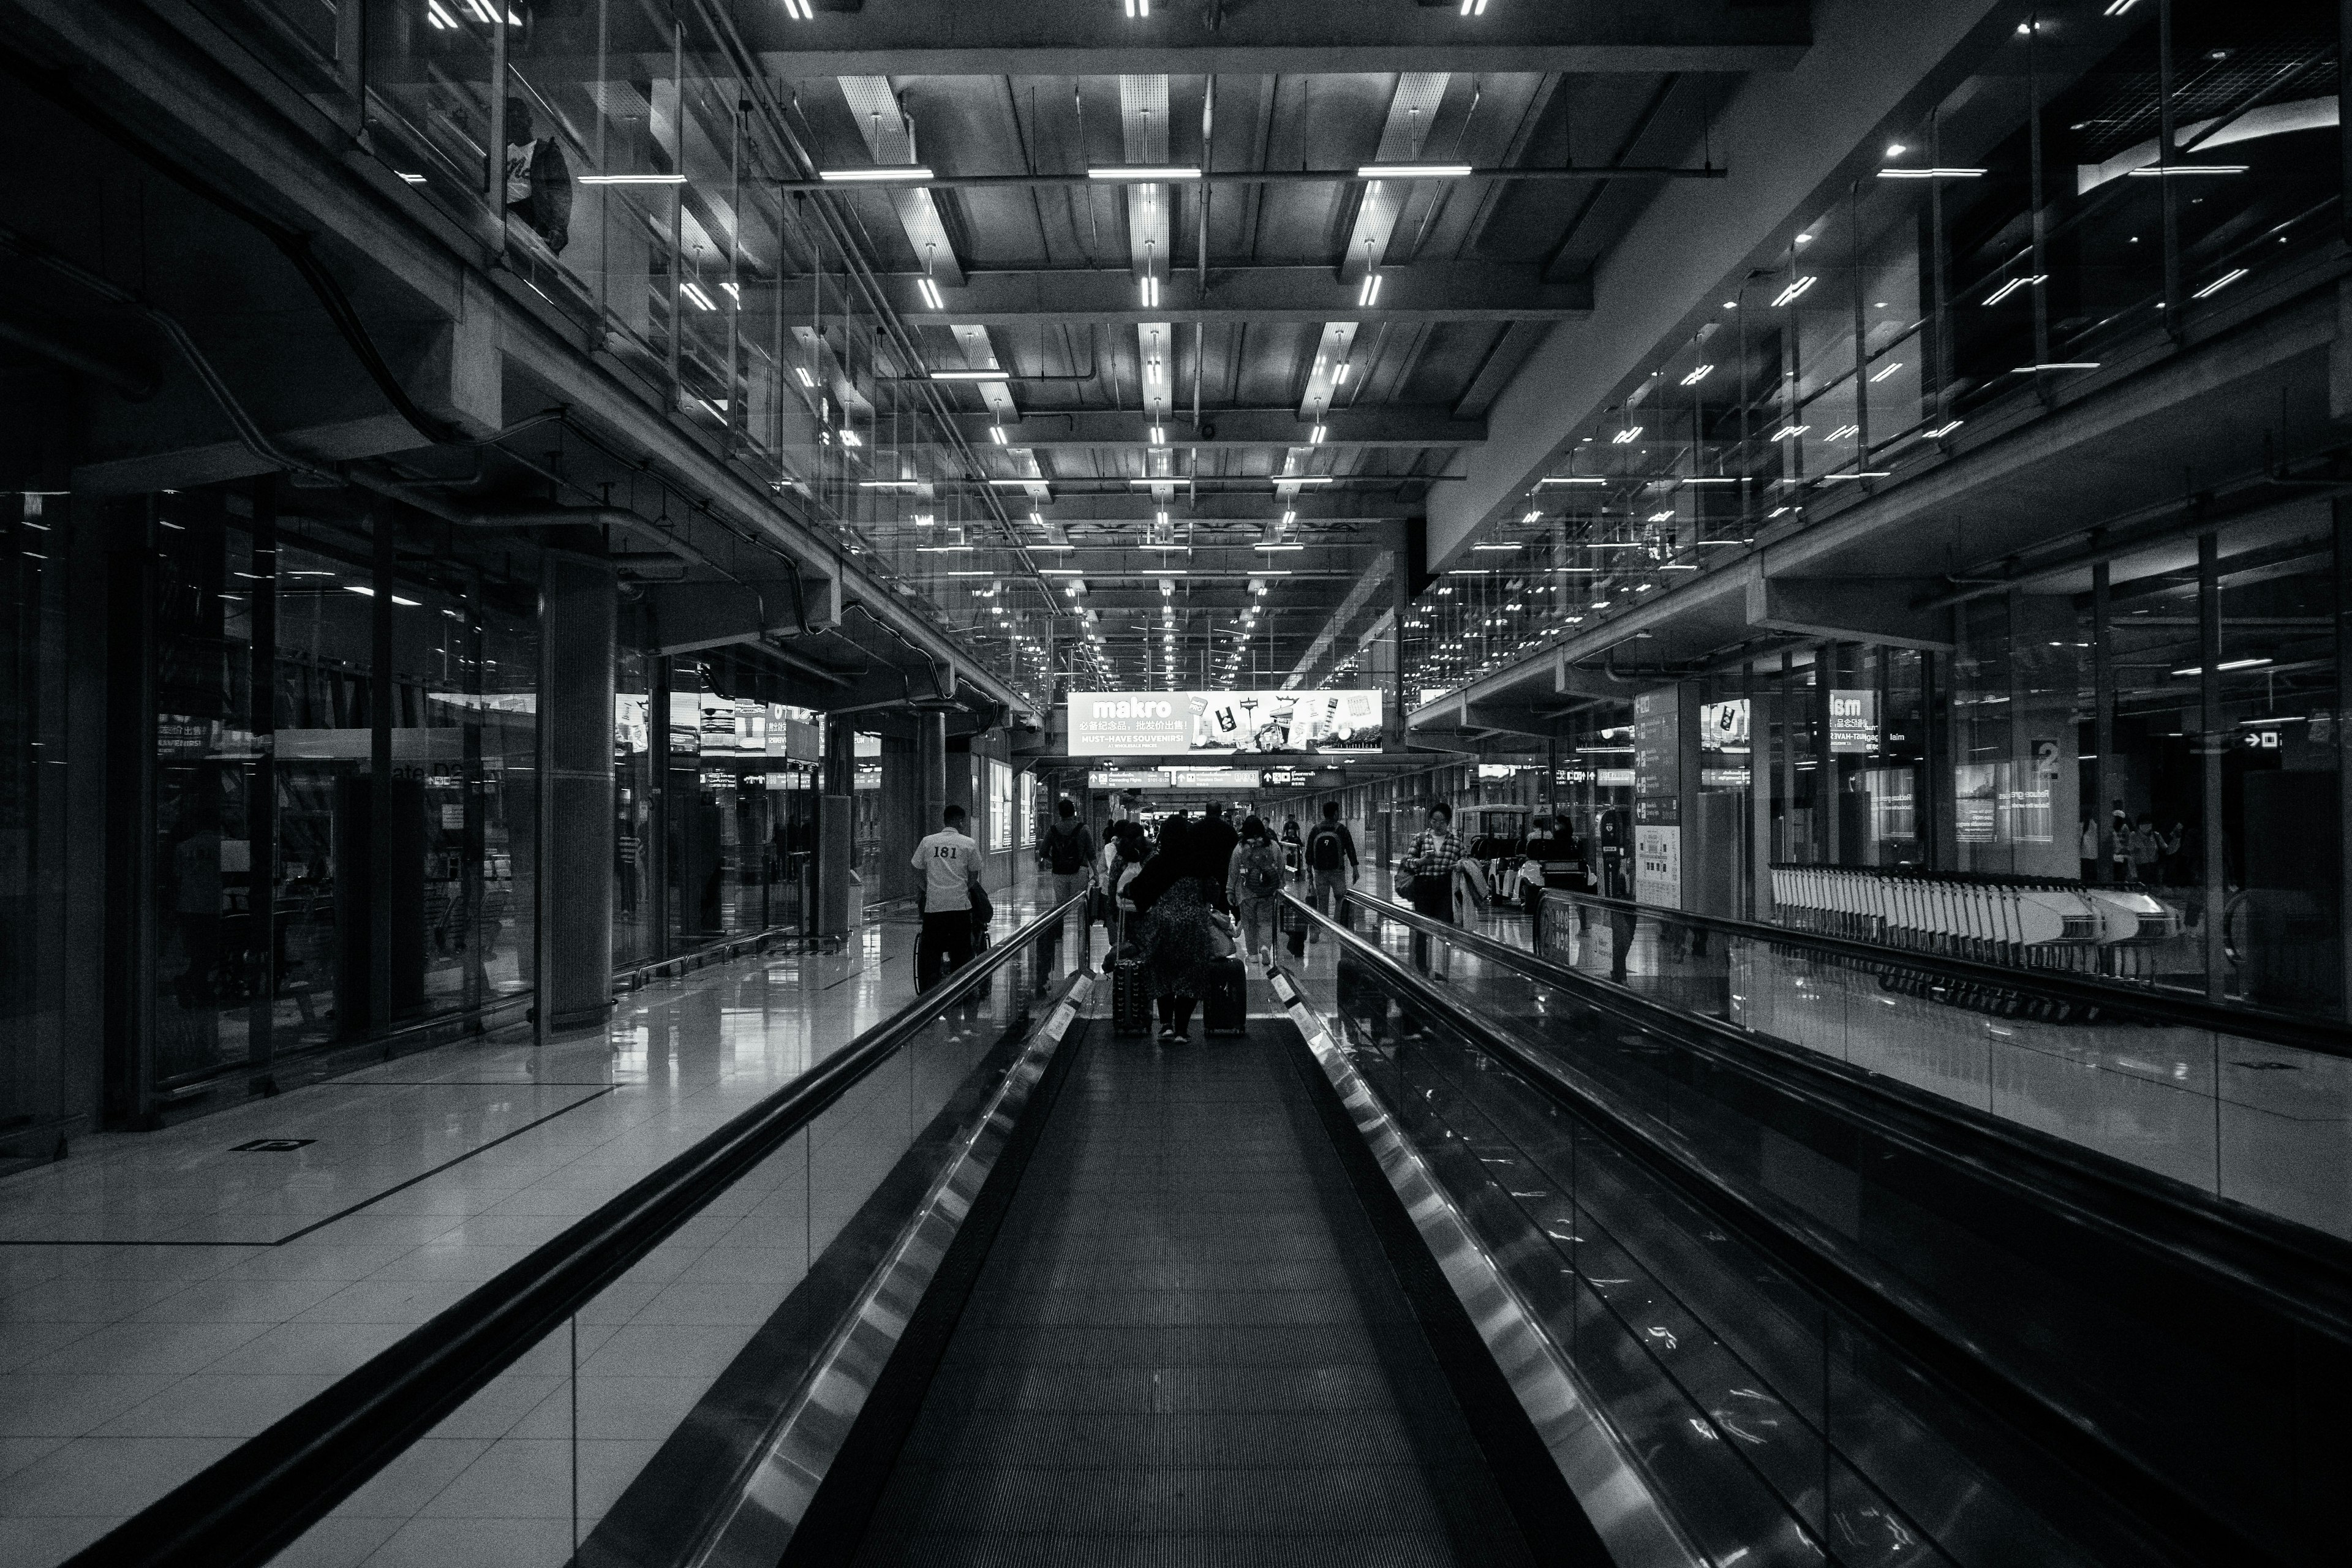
<box><xmin>911</xmin><ymin>804</ymin><xmax>983</xmax><ymax>992</ymax></box>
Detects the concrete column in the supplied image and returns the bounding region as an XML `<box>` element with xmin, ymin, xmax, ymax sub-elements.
<box><xmin>537</xmin><ymin>553</ymin><xmax>617</xmax><ymax>1033</ymax></box>
<box><xmin>2199</xmin><ymin>532</ymin><xmax>2225</xmax><ymax>1001</ymax></box>
<box><xmin>918</xmin><ymin>708</ymin><xmax>948</xmax><ymax>831</ymax></box>
<box><xmin>815</xmin><ymin>715</ymin><xmax>855</xmax><ymax>937</ymax></box>
<box><xmin>1389</xmin><ymin>532</ymin><xmax>1412</xmax><ymax>747</ymax></box>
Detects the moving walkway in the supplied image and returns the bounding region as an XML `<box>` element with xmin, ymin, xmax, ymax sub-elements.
<box><xmin>66</xmin><ymin>890</ymin><xmax>2352</xmax><ymax>1568</ymax></box>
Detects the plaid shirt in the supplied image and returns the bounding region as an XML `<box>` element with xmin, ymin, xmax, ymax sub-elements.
<box><xmin>1402</xmin><ymin>826</ymin><xmax>1462</xmax><ymax>878</ymax></box>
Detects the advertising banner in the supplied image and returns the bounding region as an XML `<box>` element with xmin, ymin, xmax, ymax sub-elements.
<box><xmin>1634</xmin><ymin>824</ymin><xmax>1683</xmax><ymax>910</ymax></box>
<box><xmin>1068</xmin><ymin>689</ymin><xmax>1383</xmax><ymax>756</ymax></box>
<box><xmin>1699</xmin><ymin>698</ymin><xmax>1750</xmax><ymax>750</ymax></box>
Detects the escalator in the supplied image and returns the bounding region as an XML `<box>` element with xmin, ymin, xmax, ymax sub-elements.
<box><xmin>72</xmin><ymin>893</ymin><xmax>2352</xmax><ymax>1568</ymax></box>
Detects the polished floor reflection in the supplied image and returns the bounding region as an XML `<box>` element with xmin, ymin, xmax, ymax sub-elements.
<box><xmin>0</xmin><ymin>884</ymin><xmax>1080</xmax><ymax>1567</ymax></box>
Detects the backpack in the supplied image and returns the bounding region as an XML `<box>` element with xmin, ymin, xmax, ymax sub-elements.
<box><xmin>1308</xmin><ymin>823</ymin><xmax>1346</xmax><ymax>872</ymax></box>
<box><xmin>1241</xmin><ymin>843</ymin><xmax>1284</xmax><ymax>898</ymax></box>
<box><xmin>1046</xmin><ymin>822</ymin><xmax>1087</xmax><ymax>875</ymax></box>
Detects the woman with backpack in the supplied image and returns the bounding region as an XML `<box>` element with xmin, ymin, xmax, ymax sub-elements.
<box><xmin>1226</xmin><ymin>815</ymin><xmax>1288</xmax><ymax>961</ymax></box>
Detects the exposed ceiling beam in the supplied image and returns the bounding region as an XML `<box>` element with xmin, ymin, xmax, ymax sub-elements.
<box><xmin>895</xmin><ymin>260</ymin><xmax>1591</xmax><ymax>327</ymax></box>
<box><xmin>747</xmin><ymin>4</ymin><xmax>1809</xmax><ymax>76</ymax></box>
<box><xmin>950</xmin><ymin>407</ymin><xmax>1483</xmax><ymax>450</ymax></box>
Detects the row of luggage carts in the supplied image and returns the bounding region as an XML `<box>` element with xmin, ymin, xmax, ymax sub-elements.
<box><xmin>1768</xmin><ymin>864</ymin><xmax>2183</xmax><ymax>980</ymax></box>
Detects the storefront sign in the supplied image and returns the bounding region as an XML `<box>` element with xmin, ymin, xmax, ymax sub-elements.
<box><xmin>1068</xmin><ymin>689</ymin><xmax>1382</xmax><ymax>756</ymax></box>
<box><xmin>1830</xmin><ymin>688</ymin><xmax>1879</xmax><ymax>755</ymax></box>
<box><xmin>1634</xmin><ymin>823</ymin><xmax>1682</xmax><ymax>910</ymax></box>
<box><xmin>1476</xmin><ymin>763</ymin><xmax>1525</xmax><ymax>780</ymax></box>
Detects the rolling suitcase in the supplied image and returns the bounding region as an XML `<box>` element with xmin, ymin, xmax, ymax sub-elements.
<box><xmin>1202</xmin><ymin>956</ymin><xmax>1248</xmax><ymax>1037</ymax></box>
<box><xmin>1112</xmin><ymin>957</ymin><xmax>1152</xmax><ymax>1036</ymax></box>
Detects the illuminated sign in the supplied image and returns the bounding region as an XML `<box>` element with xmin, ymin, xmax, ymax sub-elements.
<box><xmin>1067</xmin><ymin>690</ymin><xmax>1383</xmax><ymax>756</ymax></box>
<box><xmin>1700</xmin><ymin>698</ymin><xmax>1749</xmax><ymax>750</ymax></box>
<box><xmin>1088</xmin><ymin>769</ymin><xmax>1169</xmax><ymax>790</ymax></box>
<box><xmin>1165</xmin><ymin>767</ymin><xmax>1263</xmax><ymax>789</ymax></box>
<box><xmin>1830</xmin><ymin>688</ymin><xmax>1878</xmax><ymax>755</ymax></box>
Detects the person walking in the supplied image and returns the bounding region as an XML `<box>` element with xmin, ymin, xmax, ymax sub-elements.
<box><xmin>1302</xmin><ymin>801</ymin><xmax>1359</xmax><ymax>940</ymax></box>
<box><xmin>1036</xmin><ymin>797</ymin><xmax>1096</xmax><ymax>982</ymax></box>
<box><xmin>2127</xmin><ymin>814</ymin><xmax>2163</xmax><ymax>884</ymax></box>
<box><xmin>1126</xmin><ymin>816</ymin><xmax>1228</xmax><ymax>1044</ymax></box>
<box><xmin>1398</xmin><ymin>802</ymin><xmax>1463</xmax><ymax>979</ymax></box>
<box><xmin>911</xmin><ymin>804</ymin><xmax>983</xmax><ymax>993</ymax></box>
<box><xmin>1193</xmin><ymin>804</ymin><xmax>1239</xmax><ymax>913</ymax></box>
<box><xmin>502</xmin><ymin>98</ymin><xmax>572</xmax><ymax>253</ymax></box>
<box><xmin>1226</xmin><ymin>816</ymin><xmax>1287</xmax><ymax>961</ymax></box>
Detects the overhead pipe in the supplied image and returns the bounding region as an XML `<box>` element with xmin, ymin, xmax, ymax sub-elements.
<box><xmin>0</xmin><ymin>312</ymin><xmax>154</xmax><ymax>398</ymax></box>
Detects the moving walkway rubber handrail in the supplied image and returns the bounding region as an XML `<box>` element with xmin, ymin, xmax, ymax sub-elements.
<box><xmin>1534</xmin><ymin>883</ymin><xmax>2352</xmax><ymax>1061</ymax></box>
<box><xmin>1291</xmin><ymin>891</ymin><xmax>2291</xmax><ymax>1567</ymax></box>
<box><xmin>63</xmin><ymin>894</ymin><xmax>1085</xmax><ymax>1568</ymax></box>
<box><xmin>1345</xmin><ymin>887</ymin><xmax>2352</xmax><ymax>1335</ymax></box>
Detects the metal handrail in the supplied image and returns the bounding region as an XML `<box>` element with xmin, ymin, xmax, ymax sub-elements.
<box><xmin>1286</xmin><ymin>891</ymin><xmax>2283</xmax><ymax>1567</ymax></box>
<box><xmin>1530</xmin><ymin>881</ymin><xmax>2352</xmax><ymax>1061</ymax></box>
<box><xmin>64</xmin><ymin>894</ymin><xmax>1084</xmax><ymax>1568</ymax></box>
<box><xmin>1337</xmin><ymin>888</ymin><xmax>2352</xmax><ymax>1334</ymax></box>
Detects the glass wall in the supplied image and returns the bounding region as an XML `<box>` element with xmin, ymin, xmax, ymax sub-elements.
<box><xmin>1403</xmin><ymin>0</ymin><xmax>2343</xmax><ymax>710</ymax></box>
<box><xmin>120</xmin><ymin>483</ymin><xmax>550</xmax><ymax>1099</ymax></box>
<box><xmin>1</xmin><ymin>492</ymin><xmax>69</xmax><ymax>1168</ymax></box>
<box><xmin>661</xmin><ymin>658</ymin><xmax>818</xmax><ymax>950</ymax></box>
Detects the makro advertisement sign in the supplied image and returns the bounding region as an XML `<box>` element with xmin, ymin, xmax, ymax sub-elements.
<box><xmin>1068</xmin><ymin>690</ymin><xmax>1383</xmax><ymax>756</ymax></box>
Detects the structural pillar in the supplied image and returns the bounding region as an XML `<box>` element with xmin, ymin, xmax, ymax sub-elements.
<box><xmin>918</xmin><ymin>707</ymin><xmax>949</xmax><ymax>832</ymax></box>
<box><xmin>537</xmin><ymin>553</ymin><xmax>617</xmax><ymax>1035</ymax></box>
<box><xmin>815</xmin><ymin>715</ymin><xmax>856</xmax><ymax>938</ymax></box>
<box><xmin>2198</xmin><ymin>532</ymin><xmax>2226</xmax><ymax>1001</ymax></box>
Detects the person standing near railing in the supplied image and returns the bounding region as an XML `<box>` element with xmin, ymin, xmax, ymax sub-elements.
<box><xmin>912</xmin><ymin>804</ymin><xmax>982</xmax><ymax>993</ymax></box>
<box><xmin>1036</xmin><ymin>797</ymin><xmax>1096</xmax><ymax>985</ymax></box>
<box><xmin>1304</xmin><ymin>801</ymin><xmax>1359</xmax><ymax>941</ymax></box>
<box><xmin>1398</xmin><ymin>802</ymin><xmax>1462</xmax><ymax>979</ymax></box>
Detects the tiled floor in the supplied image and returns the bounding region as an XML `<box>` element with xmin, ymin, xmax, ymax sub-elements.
<box><xmin>0</xmin><ymin>880</ymin><xmax>1093</xmax><ymax>1567</ymax></box>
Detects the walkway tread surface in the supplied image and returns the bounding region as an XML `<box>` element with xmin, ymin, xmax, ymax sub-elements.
<box><xmin>848</xmin><ymin>1009</ymin><xmax>1536</xmax><ymax>1567</ymax></box>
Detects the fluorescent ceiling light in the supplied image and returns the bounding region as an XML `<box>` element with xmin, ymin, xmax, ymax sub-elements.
<box><xmin>1040</xmin><ymin>568</ymin><xmax>1083</xmax><ymax>576</ymax></box>
<box><xmin>2195</xmin><ymin>268</ymin><xmax>2250</xmax><ymax>299</ymax></box>
<box><xmin>1875</xmin><ymin>167</ymin><xmax>1986</xmax><ymax>179</ymax></box>
<box><xmin>578</xmin><ymin>173</ymin><xmax>687</xmax><ymax>185</ymax></box>
<box><xmin>916</xmin><ymin>278</ymin><xmax>944</xmax><ymax>310</ymax></box>
<box><xmin>1310</xmin><ymin>424</ymin><xmax>1327</xmax><ymax>445</ymax></box>
<box><xmin>2172</xmin><ymin>657</ymin><xmax>2273</xmax><ymax>676</ymax></box>
<box><xmin>1679</xmin><ymin>364</ymin><xmax>1714</xmax><ymax>386</ymax></box>
<box><xmin>1357</xmin><ymin>163</ymin><xmax>1474</xmax><ymax>179</ymax></box>
<box><xmin>819</xmin><ymin>167</ymin><xmax>935</xmax><ymax>183</ymax></box>
<box><xmin>2012</xmin><ymin>362</ymin><xmax>2101</xmax><ymax>373</ymax></box>
<box><xmin>991</xmin><ymin>478</ymin><xmax>1041</xmax><ymax>486</ymax></box>
<box><xmin>989</xmin><ymin>428</ymin><xmax>1009</xmax><ymax>445</ymax></box>
<box><xmin>859</xmin><ymin>480</ymin><xmax>920</xmax><ymax>489</ymax></box>
<box><xmin>1610</xmin><ymin>428</ymin><xmax>1641</xmax><ymax>445</ymax></box>
<box><xmin>1473</xmin><ymin>543</ymin><xmax>1521</xmax><ymax>552</ymax></box>
<box><xmin>1983</xmin><ymin>275</ymin><xmax>2047</xmax><ymax>305</ymax></box>
<box><xmin>1869</xmin><ymin>361</ymin><xmax>1904</xmax><ymax>383</ymax></box>
<box><xmin>1683</xmin><ymin>477</ymin><xmax>1738</xmax><ymax>485</ymax></box>
<box><xmin>1283</xmin><ymin>477</ymin><xmax>1336</xmax><ymax>486</ymax></box>
<box><xmin>930</xmin><ymin>369</ymin><xmax>1008</xmax><ymax>382</ymax></box>
<box><xmin>1539</xmin><ymin>477</ymin><xmax>1608</xmax><ymax>486</ymax></box>
<box><xmin>796</xmin><ymin>367</ymin><xmax>817</xmax><ymax>388</ymax></box>
<box><xmin>1816</xmin><ymin>471</ymin><xmax>1893</xmax><ymax>481</ymax></box>
<box><xmin>1254</xmin><ymin>543</ymin><xmax>1304</xmax><ymax>552</ymax></box>
<box><xmin>1139</xmin><ymin>275</ymin><xmax>1162</xmax><ymax>307</ymax></box>
<box><xmin>2127</xmin><ymin>165</ymin><xmax>2248</xmax><ymax>177</ymax></box>
<box><xmin>1770</xmin><ymin>276</ymin><xmax>1818</xmax><ymax>307</ymax></box>
<box><xmin>1091</xmin><ymin>165</ymin><xmax>1201</xmax><ymax>180</ymax></box>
